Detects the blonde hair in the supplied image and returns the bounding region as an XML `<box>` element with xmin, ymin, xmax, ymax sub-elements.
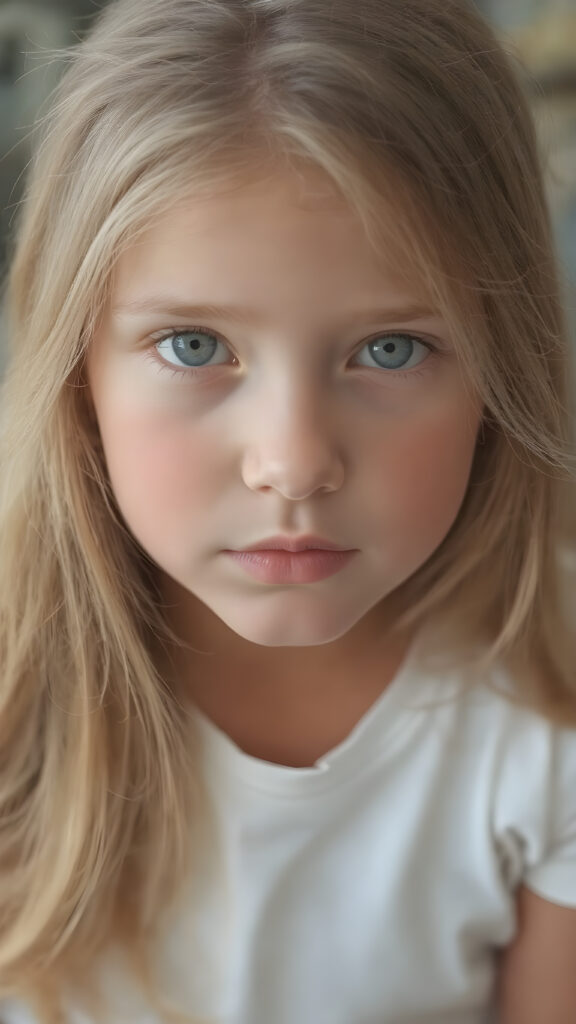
<box><xmin>1</xmin><ymin>0</ymin><xmax>575</xmax><ymax>1020</ymax></box>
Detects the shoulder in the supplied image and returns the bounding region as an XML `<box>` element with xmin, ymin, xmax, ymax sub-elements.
<box><xmin>442</xmin><ymin>663</ymin><xmax>576</xmax><ymax>908</ymax></box>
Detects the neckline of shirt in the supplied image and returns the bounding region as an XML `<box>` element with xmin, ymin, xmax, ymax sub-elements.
<box><xmin>188</xmin><ymin>629</ymin><xmax>449</xmax><ymax>797</ymax></box>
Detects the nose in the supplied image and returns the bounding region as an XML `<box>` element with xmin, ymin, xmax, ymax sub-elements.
<box><xmin>240</xmin><ymin>380</ymin><xmax>345</xmax><ymax>500</ymax></box>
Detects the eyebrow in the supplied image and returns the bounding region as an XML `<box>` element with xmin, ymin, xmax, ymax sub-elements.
<box><xmin>111</xmin><ymin>297</ymin><xmax>441</xmax><ymax>325</ymax></box>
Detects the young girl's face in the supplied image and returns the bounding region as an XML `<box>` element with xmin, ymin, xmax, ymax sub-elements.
<box><xmin>87</xmin><ymin>166</ymin><xmax>482</xmax><ymax>650</ymax></box>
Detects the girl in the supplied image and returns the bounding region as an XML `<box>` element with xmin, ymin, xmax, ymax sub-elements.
<box><xmin>0</xmin><ymin>0</ymin><xmax>575</xmax><ymax>1021</ymax></box>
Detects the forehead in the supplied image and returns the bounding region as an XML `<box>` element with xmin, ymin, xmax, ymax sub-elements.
<box><xmin>112</xmin><ymin>166</ymin><xmax>436</xmax><ymax>309</ymax></box>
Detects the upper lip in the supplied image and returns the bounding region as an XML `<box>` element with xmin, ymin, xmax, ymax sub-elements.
<box><xmin>235</xmin><ymin>535</ymin><xmax>351</xmax><ymax>553</ymax></box>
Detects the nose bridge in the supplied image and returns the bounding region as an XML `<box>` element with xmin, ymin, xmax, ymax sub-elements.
<box><xmin>271</xmin><ymin>359</ymin><xmax>327</xmax><ymax>426</ymax></box>
<box><xmin>249</xmin><ymin>341</ymin><xmax>332</xmax><ymax>428</ymax></box>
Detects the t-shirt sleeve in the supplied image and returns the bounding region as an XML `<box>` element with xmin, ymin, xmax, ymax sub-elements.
<box><xmin>522</xmin><ymin>725</ymin><xmax>576</xmax><ymax>908</ymax></box>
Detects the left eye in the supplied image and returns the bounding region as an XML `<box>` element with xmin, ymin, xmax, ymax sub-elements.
<box><xmin>356</xmin><ymin>334</ymin><xmax>430</xmax><ymax>371</ymax></box>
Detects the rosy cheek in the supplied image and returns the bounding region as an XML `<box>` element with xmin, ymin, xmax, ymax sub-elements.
<box><xmin>105</xmin><ymin>417</ymin><xmax>200</xmax><ymax>512</ymax></box>
<box><xmin>369</xmin><ymin>406</ymin><xmax>479</xmax><ymax>539</ymax></box>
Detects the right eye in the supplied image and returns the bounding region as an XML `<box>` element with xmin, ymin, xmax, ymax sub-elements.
<box><xmin>153</xmin><ymin>327</ymin><xmax>233</xmax><ymax>372</ymax></box>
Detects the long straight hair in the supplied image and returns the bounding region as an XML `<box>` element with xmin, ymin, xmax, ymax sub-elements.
<box><xmin>0</xmin><ymin>0</ymin><xmax>574</xmax><ymax>1020</ymax></box>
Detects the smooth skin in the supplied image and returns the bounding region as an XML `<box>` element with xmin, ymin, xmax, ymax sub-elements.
<box><xmin>498</xmin><ymin>886</ymin><xmax>576</xmax><ymax>1023</ymax></box>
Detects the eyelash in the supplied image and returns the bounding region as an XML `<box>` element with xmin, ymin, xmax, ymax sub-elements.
<box><xmin>145</xmin><ymin>325</ymin><xmax>438</xmax><ymax>381</ymax></box>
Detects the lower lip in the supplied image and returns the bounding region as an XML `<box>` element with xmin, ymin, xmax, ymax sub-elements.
<box><xmin>225</xmin><ymin>549</ymin><xmax>356</xmax><ymax>584</ymax></box>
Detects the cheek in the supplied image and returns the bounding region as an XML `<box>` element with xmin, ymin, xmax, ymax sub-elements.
<box><xmin>96</xmin><ymin>394</ymin><xmax>216</xmax><ymax>533</ymax></box>
<box><xmin>369</xmin><ymin>402</ymin><xmax>479</xmax><ymax>542</ymax></box>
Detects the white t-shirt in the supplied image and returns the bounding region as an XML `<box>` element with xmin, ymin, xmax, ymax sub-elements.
<box><xmin>3</xmin><ymin>642</ymin><xmax>576</xmax><ymax>1024</ymax></box>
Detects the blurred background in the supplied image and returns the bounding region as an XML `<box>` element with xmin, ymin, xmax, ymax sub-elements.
<box><xmin>0</xmin><ymin>0</ymin><xmax>575</xmax><ymax>354</ymax></box>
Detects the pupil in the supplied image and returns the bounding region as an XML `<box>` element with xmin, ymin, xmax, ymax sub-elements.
<box><xmin>384</xmin><ymin>342</ymin><xmax>396</xmax><ymax>353</ymax></box>
<box><xmin>175</xmin><ymin>335</ymin><xmax>202</xmax><ymax>353</ymax></box>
